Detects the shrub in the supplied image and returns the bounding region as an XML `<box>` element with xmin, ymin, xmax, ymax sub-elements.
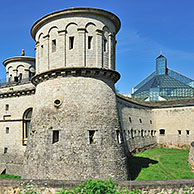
<box><xmin>57</xmin><ymin>179</ymin><xmax>122</xmax><ymax>194</ymax></box>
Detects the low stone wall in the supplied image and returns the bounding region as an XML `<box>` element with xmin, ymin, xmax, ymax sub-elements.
<box><xmin>0</xmin><ymin>179</ymin><xmax>194</xmax><ymax>194</ymax></box>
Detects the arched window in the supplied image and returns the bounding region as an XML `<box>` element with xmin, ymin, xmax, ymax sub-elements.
<box><xmin>23</xmin><ymin>108</ymin><xmax>33</xmax><ymax>145</ymax></box>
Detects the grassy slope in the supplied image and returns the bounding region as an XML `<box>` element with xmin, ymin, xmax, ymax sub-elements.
<box><xmin>135</xmin><ymin>148</ymin><xmax>194</xmax><ymax>181</ymax></box>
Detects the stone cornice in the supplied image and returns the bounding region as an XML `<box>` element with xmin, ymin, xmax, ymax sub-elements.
<box><xmin>32</xmin><ymin>67</ymin><xmax>120</xmax><ymax>86</ymax></box>
<box><xmin>31</xmin><ymin>7</ymin><xmax>121</xmax><ymax>39</ymax></box>
<box><xmin>3</xmin><ymin>57</ymin><xmax>35</xmax><ymax>67</ymax></box>
<box><xmin>0</xmin><ymin>88</ymin><xmax>35</xmax><ymax>99</ymax></box>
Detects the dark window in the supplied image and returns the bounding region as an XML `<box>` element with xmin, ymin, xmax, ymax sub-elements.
<box><xmin>69</xmin><ymin>36</ymin><xmax>74</xmax><ymax>50</ymax></box>
<box><xmin>14</xmin><ymin>76</ymin><xmax>18</xmax><ymax>82</ymax></box>
<box><xmin>131</xmin><ymin>129</ymin><xmax>133</xmax><ymax>139</ymax></box>
<box><xmin>178</xmin><ymin>130</ymin><xmax>181</xmax><ymax>135</ymax></box>
<box><xmin>4</xmin><ymin>147</ymin><xmax>8</xmax><ymax>154</ymax></box>
<box><xmin>6</xmin><ymin>127</ymin><xmax>9</xmax><ymax>134</ymax></box>
<box><xmin>52</xmin><ymin>130</ymin><xmax>59</xmax><ymax>144</ymax></box>
<box><xmin>151</xmin><ymin>130</ymin><xmax>154</xmax><ymax>136</ymax></box>
<box><xmin>89</xmin><ymin>130</ymin><xmax>96</xmax><ymax>144</ymax></box>
<box><xmin>88</xmin><ymin>36</ymin><xmax>92</xmax><ymax>49</ymax></box>
<box><xmin>159</xmin><ymin>129</ymin><xmax>165</xmax><ymax>135</ymax></box>
<box><xmin>1</xmin><ymin>169</ymin><xmax>6</xmax><ymax>175</ymax></box>
<box><xmin>52</xmin><ymin>39</ymin><xmax>56</xmax><ymax>52</ymax></box>
<box><xmin>5</xmin><ymin>104</ymin><xmax>9</xmax><ymax>111</ymax></box>
<box><xmin>141</xmin><ymin>129</ymin><xmax>144</xmax><ymax>137</ymax></box>
<box><xmin>186</xmin><ymin>130</ymin><xmax>190</xmax><ymax>135</ymax></box>
<box><xmin>129</xmin><ymin>117</ymin><xmax>132</xmax><ymax>123</ymax></box>
<box><xmin>150</xmin><ymin>120</ymin><xmax>152</xmax><ymax>124</ymax></box>
<box><xmin>139</xmin><ymin>119</ymin><xmax>142</xmax><ymax>123</ymax></box>
<box><xmin>104</xmin><ymin>39</ymin><xmax>107</xmax><ymax>52</ymax></box>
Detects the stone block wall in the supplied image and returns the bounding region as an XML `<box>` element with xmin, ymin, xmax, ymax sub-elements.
<box><xmin>0</xmin><ymin>179</ymin><xmax>194</xmax><ymax>194</ymax></box>
<box><xmin>33</xmin><ymin>8</ymin><xmax>119</xmax><ymax>74</ymax></box>
<box><xmin>117</xmin><ymin>96</ymin><xmax>157</xmax><ymax>155</ymax></box>
<box><xmin>0</xmin><ymin>82</ymin><xmax>35</xmax><ymax>175</ymax></box>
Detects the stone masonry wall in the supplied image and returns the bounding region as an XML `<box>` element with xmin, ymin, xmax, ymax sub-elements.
<box><xmin>0</xmin><ymin>82</ymin><xmax>35</xmax><ymax>176</ymax></box>
<box><xmin>23</xmin><ymin>76</ymin><xmax>128</xmax><ymax>180</ymax></box>
<box><xmin>153</xmin><ymin>106</ymin><xmax>194</xmax><ymax>149</ymax></box>
<box><xmin>117</xmin><ymin>96</ymin><xmax>157</xmax><ymax>155</ymax></box>
<box><xmin>0</xmin><ymin>179</ymin><xmax>194</xmax><ymax>194</ymax></box>
<box><xmin>34</xmin><ymin>10</ymin><xmax>117</xmax><ymax>74</ymax></box>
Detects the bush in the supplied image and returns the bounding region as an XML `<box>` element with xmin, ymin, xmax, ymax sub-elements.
<box><xmin>57</xmin><ymin>179</ymin><xmax>122</xmax><ymax>194</ymax></box>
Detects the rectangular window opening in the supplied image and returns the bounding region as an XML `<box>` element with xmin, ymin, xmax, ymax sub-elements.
<box><xmin>186</xmin><ymin>130</ymin><xmax>190</xmax><ymax>136</ymax></box>
<box><xmin>52</xmin><ymin>39</ymin><xmax>56</xmax><ymax>52</ymax></box>
<box><xmin>52</xmin><ymin>130</ymin><xmax>59</xmax><ymax>144</ymax></box>
<box><xmin>69</xmin><ymin>36</ymin><xmax>74</xmax><ymax>50</ymax></box>
<box><xmin>159</xmin><ymin>129</ymin><xmax>165</xmax><ymax>135</ymax></box>
<box><xmin>89</xmin><ymin>130</ymin><xmax>96</xmax><ymax>144</ymax></box>
<box><xmin>104</xmin><ymin>39</ymin><xmax>107</xmax><ymax>52</ymax></box>
<box><xmin>129</xmin><ymin>117</ymin><xmax>132</xmax><ymax>123</ymax></box>
<box><xmin>6</xmin><ymin>127</ymin><xmax>9</xmax><ymax>134</ymax></box>
<box><xmin>5</xmin><ymin>104</ymin><xmax>9</xmax><ymax>111</ymax></box>
<box><xmin>178</xmin><ymin>130</ymin><xmax>181</xmax><ymax>135</ymax></box>
<box><xmin>88</xmin><ymin>36</ymin><xmax>93</xmax><ymax>49</ymax></box>
<box><xmin>4</xmin><ymin>147</ymin><xmax>8</xmax><ymax>154</ymax></box>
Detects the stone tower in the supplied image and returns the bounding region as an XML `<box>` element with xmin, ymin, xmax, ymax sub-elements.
<box><xmin>3</xmin><ymin>51</ymin><xmax>35</xmax><ymax>83</ymax></box>
<box><xmin>23</xmin><ymin>7</ymin><xmax>128</xmax><ymax>180</ymax></box>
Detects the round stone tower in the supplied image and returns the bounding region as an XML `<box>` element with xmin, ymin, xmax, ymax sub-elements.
<box><xmin>23</xmin><ymin>7</ymin><xmax>128</xmax><ymax>180</ymax></box>
<box><xmin>3</xmin><ymin>50</ymin><xmax>35</xmax><ymax>83</ymax></box>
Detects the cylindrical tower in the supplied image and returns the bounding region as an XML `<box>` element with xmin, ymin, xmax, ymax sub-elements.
<box><xmin>3</xmin><ymin>52</ymin><xmax>35</xmax><ymax>83</ymax></box>
<box><xmin>23</xmin><ymin>7</ymin><xmax>128</xmax><ymax>180</ymax></box>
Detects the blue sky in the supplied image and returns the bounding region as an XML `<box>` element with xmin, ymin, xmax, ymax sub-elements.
<box><xmin>0</xmin><ymin>0</ymin><xmax>194</xmax><ymax>94</ymax></box>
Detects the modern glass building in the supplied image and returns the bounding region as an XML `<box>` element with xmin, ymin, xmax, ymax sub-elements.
<box><xmin>132</xmin><ymin>55</ymin><xmax>194</xmax><ymax>101</ymax></box>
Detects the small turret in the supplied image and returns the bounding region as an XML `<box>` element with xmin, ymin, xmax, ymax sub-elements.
<box><xmin>3</xmin><ymin>50</ymin><xmax>35</xmax><ymax>83</ymax></box>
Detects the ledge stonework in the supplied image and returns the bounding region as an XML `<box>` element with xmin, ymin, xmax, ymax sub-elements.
<box><xmin>0</xmin><ymin>179</ymin><xmax>194</xmax><ymax>194</ymax></box>
<box><xmin>31</xmin><ymin>67</ymin><xmax>120</xmax><ymax>86</ymax></box>
<box><xmin>0</xmin><ymin>88</ymin><xmax>35</xmax><ymax>99</ymax></box>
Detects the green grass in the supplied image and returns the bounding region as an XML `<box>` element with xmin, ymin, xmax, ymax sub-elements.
<box><xmin>0</xmin><ymin>174</ymin><xmax>21</xmax><ymax>179</ymax></box>
<box><xmin>134</xmin><ymin>148</ymin><xmax>194</xmax><ymax>181</ymax></box>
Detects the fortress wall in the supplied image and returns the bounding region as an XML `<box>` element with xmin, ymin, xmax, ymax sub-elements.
<box><xmin>0</xmin><ymin>179</ymin><xmax>193</xmax><ymax>194</ymax></box>
<box><xmin>153</xmin><ymin>106</ymin><xmax>194</xmax><ymax>149</ymax></box>
<box><xmin>117</xmin><ymin>96</ymin><xmax>157</xmax><ymax>154</ymax></box>
<box><xmin>0</xmin><ymin>83</ymin><xmax>35</xmax><ymax>175</ymax></box>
